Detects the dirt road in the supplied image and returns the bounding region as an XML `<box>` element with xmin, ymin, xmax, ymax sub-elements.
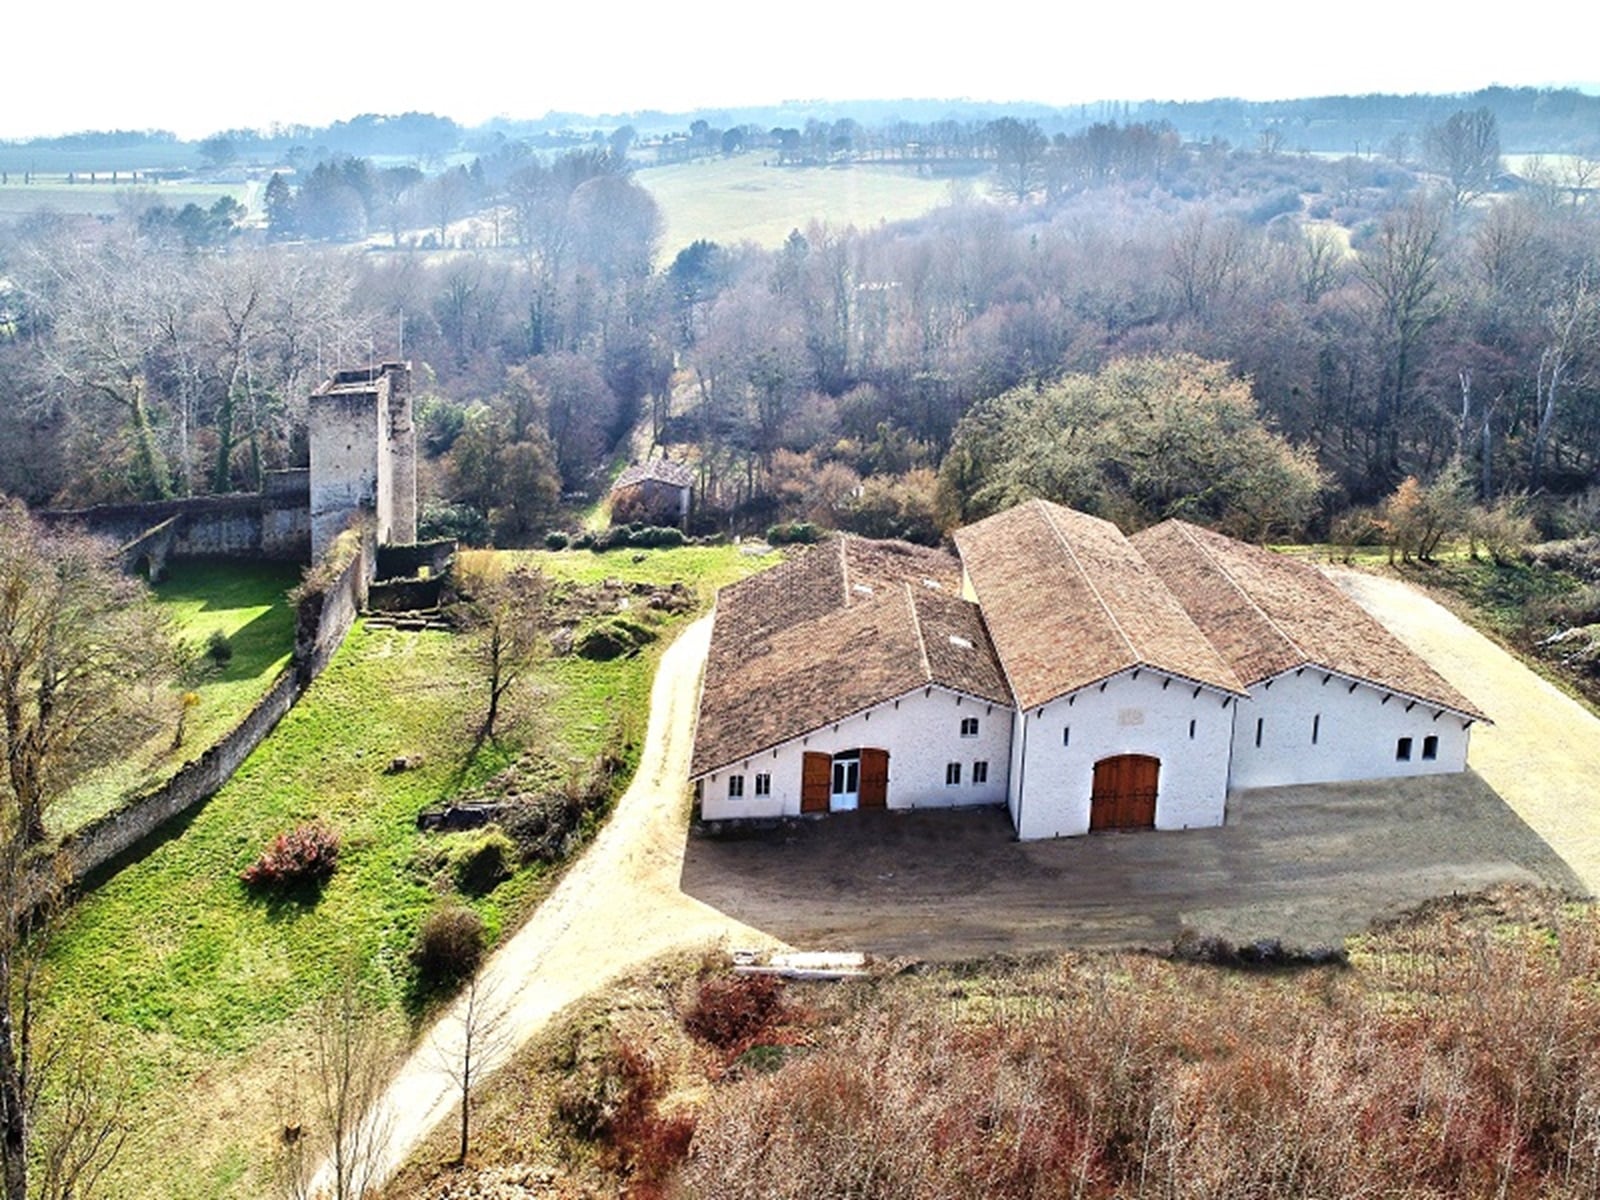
<box><xmin>310</xmin><ymin>617</ymin><xmax>774</xmax><ymax>1196</ymax></box>
<box><xmin>1328</xmin><ymin>567</ymin><xmax>1600</xmax><ymax>895</ymax></box>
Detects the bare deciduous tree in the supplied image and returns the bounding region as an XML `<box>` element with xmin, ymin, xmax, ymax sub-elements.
<box><xmin>433</xmin><ymin>977</ymin><xmax>512</xmax><ymax>1165</ymax></box>
<box><xmin>454</xmin><ymin>552</ymin><xmax>546</xmax><ymax>737</ymax></box>
<box><xmin>279</xmin><ymin>977</ymin><xmax>400</xmax><ymax>1200</ymax></box>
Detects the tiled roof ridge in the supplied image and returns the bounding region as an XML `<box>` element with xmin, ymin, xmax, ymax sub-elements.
<box><xmin>1038</xmin><ymin>501</ymin><xmax>1140</xmax><ymax>667</ymax></box>
<box><xmin>905</xmin><ymin>582</ymin><xmax>935</xmax><ymax>684</ymax></box>
<box><xmin>1170</xmin><ymin>519</ymin><xmax>1311</xmax><ymax>675</ymax></box>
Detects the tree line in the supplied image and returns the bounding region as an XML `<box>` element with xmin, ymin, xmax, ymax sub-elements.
<box><xmin>2</xmin><ymin>111</ymin><xmax>1598</xmax><ymax>550</ymax></box>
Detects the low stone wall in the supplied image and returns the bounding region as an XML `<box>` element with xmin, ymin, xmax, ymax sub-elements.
<box><xmin>376</xmin><ymin>537</ymin><xmax>456</xmax><ymax>581</ymax></box>
<box><xmin>61</xmin><ymin>669</ymin><xmax>299</xmax><ymax>881</ymax></box>
<box><xmin>47</xmin><ymin>484</ymin><xmax>313</xmax><ymax>565</ymax></box>
<box><xmin>119</xmin><ymin>515</ymin><xmax>183</xmax><ymax>582</ymax></box>
<box><xmin>51</xmin><ymin>523</ymin><xmax>374</xmax><ymax>891</ymax></box>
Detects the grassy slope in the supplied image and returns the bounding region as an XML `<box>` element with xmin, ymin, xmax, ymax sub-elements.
<box><xmin>636</xmin><ymin>154</ymin><xmax>960</xmax><ymax>258</ymax></box>
<box><xmin>0</xmin><ymin>180</ymin><xmax>258</xmax><ymax>219</ymax></box>
<box><xmin>42</xmin><ymin>545</ymin><xmax>768</xmax><ymax>1199</ymax></box>
<box><xmin>51</xmin><ymin>558</ymin><xmax>300</xmax><ymax>836</ymax></box>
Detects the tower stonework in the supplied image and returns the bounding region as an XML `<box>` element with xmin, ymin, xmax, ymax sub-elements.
<box><xmin>308</xmin><ymin>362</ymin><xmax>416</xmax><ymax>561</ymax></box>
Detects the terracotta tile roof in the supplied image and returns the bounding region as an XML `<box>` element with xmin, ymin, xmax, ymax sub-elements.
<box><xmin>613</xmin><ymin>458</ymin><xmax>694</xmax><ymax>490</ymax></box>
<box><xmin>690</xmin><ymin>538</ymin><xmax>1006</xmax><ymax>776</ymax></box>
<box><xmin>1132</xmin><ymin>520</ymin><xmax>1486</xmax><ymax>720</ymax></box>
<box><xmin>953</xmin><ymin>500</ymin><xmax>1244</xmax><ymax>709</ymax></box>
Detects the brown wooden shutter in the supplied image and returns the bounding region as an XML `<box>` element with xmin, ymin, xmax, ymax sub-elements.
<box><xmin>801</xmin><ymin>752</ymin><xmax>831</xmax><ymax>813</ymax></box>
<box><xmin>859</xmin><ymin>748</ymin><xmax>890</xmax><ymax>808</ymax></box>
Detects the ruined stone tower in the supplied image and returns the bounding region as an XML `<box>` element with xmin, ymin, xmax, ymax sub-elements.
<box><xmin>308</xmin><ymin>362</ymin><xmax>417</xmax><ymax>560</ymax></box>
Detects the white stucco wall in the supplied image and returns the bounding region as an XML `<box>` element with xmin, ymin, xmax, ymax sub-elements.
<box><xmin>1226</xmin><ymin>667</ymin><xmax>1473</xmax><ymax>790</ymax></box>
<box><xmin>698</xmin><ymin>686</ymin><xmax>1013</xmax><ymax>821</ymax></box>
<box><xmin>1011</xmin><ymin>669</ymin><xmax>1237</xmax><ymax>840</ymax></box>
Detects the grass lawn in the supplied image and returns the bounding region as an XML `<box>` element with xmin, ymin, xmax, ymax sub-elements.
<box><xmin>636</xmin><ymin>155</ymin><xmax>965</xmax><ymax>259</ymax></box>
<box><xmin>40</xmin><ymin>544</ymin><xmax>774</xmax><ymax>1199</ymax></box>
<box><xmin>50</xmin><ymin>558</ymin><xmax>301</xmax><ymax>837</ymax></box>
<box><xmin>0</xmin><ymin>179</ymin><xmax>258</xmax><ymax>220</ymax></box>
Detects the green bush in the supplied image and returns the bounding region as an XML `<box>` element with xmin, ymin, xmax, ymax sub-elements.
<box><xmin>419</xmin><ymin>501</ymin><xmax>492</xmax><ymax>546</ymax></box>
<box><xmin>576</xmin><ymin>618</ymin><xmax>657</xmax><ymax>661</ymax></box>
<box><xmin>766</xmin><ymin>521</ymin><xmax>818</xmax><ymax>545</ymax></box>
<box><xmin>445</xmin><ymin>826</ymin><xmax>517</xmax><ymax>896</ymax></box>
<box><xmin>545</xmin><ymin>530</ymin><xmax>571</xmax><ymax>550</ymax></box>
<box><xmin>206</xmin><ymin>628</ymin><xmax>234</xmax><ymax>666</ymax></box>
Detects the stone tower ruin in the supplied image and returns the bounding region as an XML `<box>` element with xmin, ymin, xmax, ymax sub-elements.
<box><xmin>308</xmin><ymin>362</ymin><xmax>417</xmax><ymax>559</ymax></box>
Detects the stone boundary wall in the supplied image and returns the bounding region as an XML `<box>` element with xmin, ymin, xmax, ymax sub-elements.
<box><xmin>52</xmin><ymin>525</ymin><xmax>376</xmax><ymax>890</ymax></box>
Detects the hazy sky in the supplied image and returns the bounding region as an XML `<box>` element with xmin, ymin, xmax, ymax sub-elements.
<box><xmin>10</xmin><ymin>0</ymin><xmax>1594</xmax><ymax>139</ymax></box>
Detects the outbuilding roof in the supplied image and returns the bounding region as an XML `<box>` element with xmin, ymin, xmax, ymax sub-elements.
<box><xmin>1131</xmin><ymin>519</ymin><xmax>1486</xmax><ymax>720</ymax></box>
<box><xmin>689</xmin><ymin>538</ymin><xmax>1008</xmax><ymax>777</ymax></box>
<box><xmin>953</xmin><ymin>500</ymin><xmax>1246</xmax><ymax>709</ymax></box>
<box><xmin>612</xmin><ymin>459</ymin><xmax>694</xmax><ymax>490</ymax></box>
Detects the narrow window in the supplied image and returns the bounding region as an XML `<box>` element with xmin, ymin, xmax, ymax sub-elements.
<box><xmin>728</xmin><ymin>774</ymin><xmax>745</xmax><ymax>798</ymax></box>
<box><xmin>1255</xmin><ymin>717</ymin><xmax>1264</xmax><ymax>748</ymax></box>
<box><xmin>1063</xmin><ymin>726</ymin><xmax>1070</xmax><ymax>747</ymax></box>
<box><xmin>1188</xmin><ymin>718</ymin><xmax>1196</xmax><ymax>740</ymax></box>
<box><xmin>1422</xmin><ymin>735</ymin><xmax>1438</xmax><ymax>761</ymax></box>
<box><xmin>1312</xmin><ymin>714</ymin><xmax>1320</xmax><ymax>745</ymax></box>
<box><xmin>945</xmin><ymin>762</ymin><xmax>962</xmax><ymax>786</ymax></box>
<box><xmin>754</xmin><ymin>773</ymin><xmax>771</xmax><ymax>796</ymax></box>
<box><xmin>960</xmin><ymin>716</ymin><xmax>979</xmax><ymax>737</ymax></box>
<box><xmin>972</xmin><ymin>761</ymin><xmax>989</xmax><ymax>785</ymax></box>
<box><xmin>1396</xmin><ymin>737</ymin><xmax>1413</xmax><ymax>761</ymax></box>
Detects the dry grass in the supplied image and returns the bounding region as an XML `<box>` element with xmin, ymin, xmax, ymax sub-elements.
<box><xmin>389</xmin><ymin>887</ymin><xmax>1600</xmax><ymax>1200</ymax></box>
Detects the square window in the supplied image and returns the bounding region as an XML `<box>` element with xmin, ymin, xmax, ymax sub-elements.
<box><xmin>945</xmin><ymin>762</ymin><xmax>962</xmax><ymax>786</ymax></box>
<box><xmin>1422</xmin><ymin>735</ymin><xmax>1438</xmax><ymax>761</ymax></box>
<box><xmin>972</xmin><ymin>760</ymin><xmax>989</xmax><ymax>784</ymax></box>
<box><xmin>1396</xmin><ymin>737</ymin><xmax>1413</xmax><ymax>762</ymax></box>
<box><xmin>960</xmin><ymin>717</ymin><xmax>979</xmax><ymax>737</ymax></box>
<box><xmin>754</xmin><ymin>773</ymin><xmax>771</xmax><ymax>796</ymax></box>
<box><xmin>728</xmin><ymin>774</ymin><xmax>745</xmax><ymax>798</ymax></box>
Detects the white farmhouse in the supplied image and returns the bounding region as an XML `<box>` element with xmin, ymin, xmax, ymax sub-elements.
<box><xmin>691</xmin><ymin>499</ymin><xmax>1485</xmax><ymax>840</ymax></box>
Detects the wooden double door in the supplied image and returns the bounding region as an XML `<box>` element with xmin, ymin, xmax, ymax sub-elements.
<box><xmin>801</xmin><ymin>748</ymin><xmax>889</xmax><ymax>813</ymax></box>
<box><xmin>1089</xmin><ymin>754</ymin><xmax>1159</xmax><ymax>831</ymax></box>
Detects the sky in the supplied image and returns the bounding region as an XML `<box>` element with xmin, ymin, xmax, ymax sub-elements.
<box><xmin>9</xmin><ymin>0</ymin><xmax>1596</xmax><ymax>140</ymax></box>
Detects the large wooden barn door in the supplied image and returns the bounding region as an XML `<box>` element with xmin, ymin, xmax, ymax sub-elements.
<box><xmin>859</xmin><ymin>748</ymin><xmax>890</xmax><ymax>809</ymax></box>
<box><xmin>1090</xmin><ymin>755</ymin><xmax>1160</xmax><ymax>831</ymax></box>
<box><xmin>801</xmin><ymin>752</ymin><xmax>831</xmax><ymax>813</ymax></box>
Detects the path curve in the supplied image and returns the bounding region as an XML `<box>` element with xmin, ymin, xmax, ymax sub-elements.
<box><xmin>309</xmin><ymin>616</ymin><xmax>775</xmax><ymax>1196</ymax></box>
<box><xmin>1327</xmin><ymin>567</ymin><xmax>1600</xmax><ymax>894</ymax></box>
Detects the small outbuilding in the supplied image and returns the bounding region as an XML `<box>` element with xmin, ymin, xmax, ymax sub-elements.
<box><xmin>610</xmin><ymin>458</ymin><xmax>694</xmax><ymax>527</ymax></box>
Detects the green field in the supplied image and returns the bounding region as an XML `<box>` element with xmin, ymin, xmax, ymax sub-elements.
<box><xmin>40</xmin><ymin>544</ymin><xmax>767</xmax><ymax>1199</ymax></box>
<box><xmin>0</xmin><ymin>178</ymin><xmax>258</xmax><ymax>222</ymax></box>
<box><xmin>50</xmin><ymin>558</ymin><xmax>300</xmax><ymax>836</ymax></box>
<box><xmin>636</xmin><ymin>154</ymin><xmax>969</xmax><ymax>258</ymax></box>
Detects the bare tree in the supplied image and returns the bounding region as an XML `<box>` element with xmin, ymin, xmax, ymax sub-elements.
<box><xmin>987</xmin><ymin>117</ymin><xmax>1048</xmax><ymax>203</ymax></box>
<box><xmin>0</xmin><ymin>500</ymin><xmax>175</xmax><ymax>1199</ymax></box>
<box><xmin>1532</xmin><ymin>275</ymin><xmax>1597</xmax><ymax>491</ymax></box>
<box><xmin>434</xmin><ymin>977</ymin><xmax>512</xmax><ymax>1165</ymax></box>
<box><xmin>454</xmin><ymin>552</ymin><xmax>546</xmax><ymax>737</ymax></box>
<box><xmin>26</xmin><ymin>1026</ymin><xmax>128</xmax><ymax>1200</ymax></box>
<box><xmin>1424</xmin><ymin>107</ymin><xmax>1502</xmax><ymax>215</ymax></box>
<box><xmin>279</xmin><ymin>977</ymin><xmax>400</xmax><ymax>1200</ymax></box>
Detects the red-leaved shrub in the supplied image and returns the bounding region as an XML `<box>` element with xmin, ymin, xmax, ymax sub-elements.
<box><xmin>683</xmin><ymin>975</ymin><xmax>785</xmax><ymax>1051</ymax></box>
<box><xmin>239</xmin><ymin>823</ymin><xmax>341</xmax><ymax>889</ymax></box>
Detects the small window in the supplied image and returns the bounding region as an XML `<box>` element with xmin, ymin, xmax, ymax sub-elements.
<box><xmin>1255</xmin><ymin>717</ymin><xmax>1264</xmax><ymax>748</ymax></box>
<box><xmin>728</xmin><ymin>774</ymin><xmax>745</xmax><ymax>798</ymax></box>
<box><xmin>1396</xmin><ymin>737</ymin><xmax>1413</xmax><ymax>762</ymax></box>
<box><xmin>1312</xmin><ymin>714</ymin><xmax>1320</xmax><ymax>745</ymax></box>
<box><xmin>754</xmin><ymin>773</ymin><xmax>771</xmax><ymax>796</ymax></box>
<box><xmin>1422</xmin><ymin>735</ymin><xmax>1438</xmax><ymax>761</ymax></box>
<box><xmin>1063</xmin><ymin>726</ymin><xmax>1070</xmax><ymax>747</ymax></box>
<box><xmin>1188</xmin><ymin>718</ymin><xmax>1196</xmax><ymax>740</ymax></box>
<box><xmin>945</xmin><ymin>762</ymin><xmax>962</xmax><ymax>786</ymax></box>
<box><xmin>960</xmin><ymin>716</ymin><xmax>979</xmax><ymax>738</ymax></box>
<box><xmin>972</xmin><ymin>760</ymin><xmax>989</xmax><ymax>785</ymax></box>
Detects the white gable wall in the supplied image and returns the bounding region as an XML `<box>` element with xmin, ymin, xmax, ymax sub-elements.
<box><xmin>1228</xmin><ymin>668</ymin><xmax>1473</xmax><ymax>790</ymax></box>
<box><xmin>1012</xmin><ymin>668</ymin><xmax>1236</xmax><ymax>840</ymax></box>
<box><xmin>699</xmin><ymin>686</ymin><xmax>1012</xmax><ymax>822</ymax></box>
